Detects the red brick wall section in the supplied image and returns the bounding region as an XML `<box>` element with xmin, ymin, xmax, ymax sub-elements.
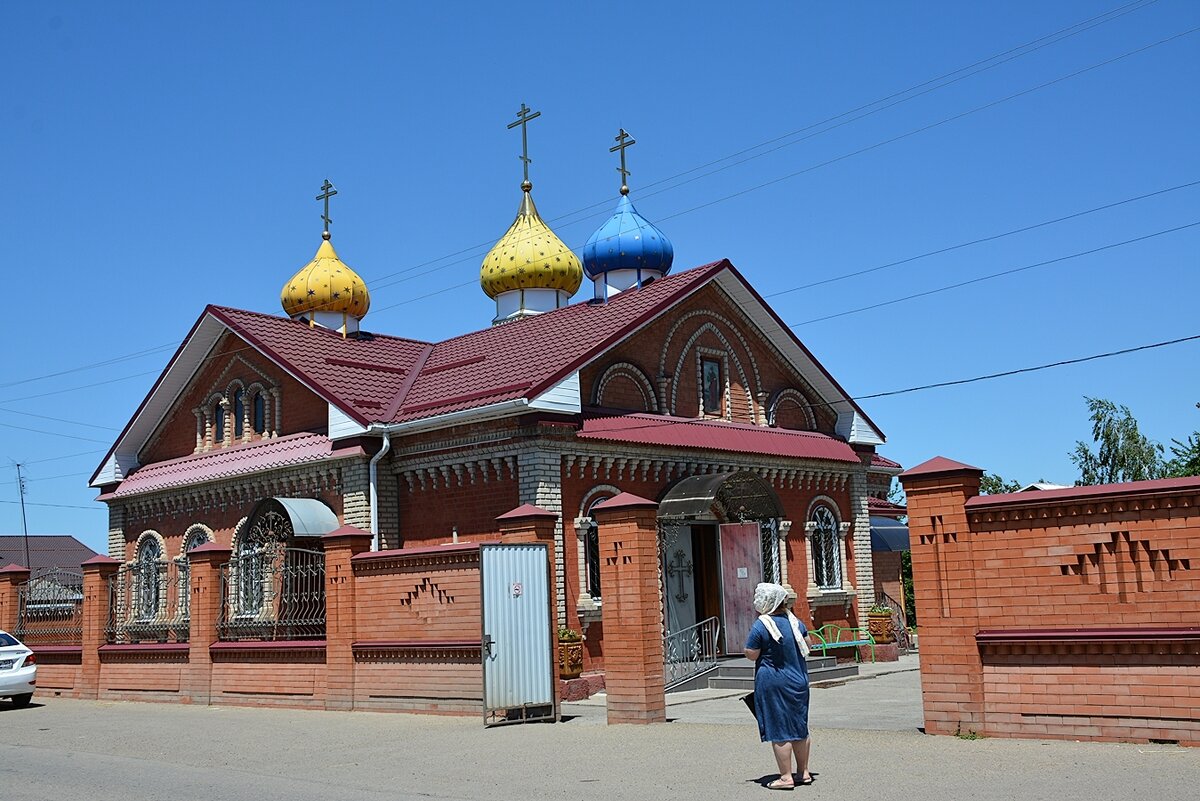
<box><xmin>578</xmin><ymin>284</ymin><xmax>836</xmax><ymax>432</ymax></box>
<box><xmin>594</xmin><ymin>494</ymin><xmax>666</xmax><ymax>724</ymax></box>
<box><xmin>902</xmin><ymin>463</ymin><xmax>1200</xmax><ymax>746</ymax></box>
<box><xmin>141</xmin><ymin>332</ymin><xmax>330</xmax><ymax>465</ymax></box>
<box><xmin>349</xmin><ymin>545</ymin><xmax>485</xmax><ymax>715</ymax></box>
<box><xmin>397</xmin><ymin>473</ymin><xmax>519</xmax><ymax>545</ymax></box>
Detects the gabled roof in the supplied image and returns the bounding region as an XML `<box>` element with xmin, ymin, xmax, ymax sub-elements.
<box><xmin>93</xmin><ymin>259</ymin><xmax>885</xmax><ymax>486</ymax></box>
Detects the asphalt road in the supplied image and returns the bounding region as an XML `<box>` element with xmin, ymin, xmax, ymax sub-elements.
<box><xmin>2</xmin><ymin>689</ymin><xmax>1196</xmax><ymax>801</ymax></box>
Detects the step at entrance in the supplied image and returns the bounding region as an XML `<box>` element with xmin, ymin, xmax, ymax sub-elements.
<box><xmin>666</xmin><ymin>655</ymin><xmax>858</xmax><ymax>693</ymax></box>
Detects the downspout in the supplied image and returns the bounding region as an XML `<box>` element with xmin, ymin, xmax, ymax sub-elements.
<box><xmin>368</xmin><ymin>428</ymin><xmax>391</xmax><ymax>552</ymax></box>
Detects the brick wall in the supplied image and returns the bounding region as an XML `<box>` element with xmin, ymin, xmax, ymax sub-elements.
<box><xmin>902</xmin><ymin>460</ymin><xmax>1200</xmax><ymax>746</ymax></box>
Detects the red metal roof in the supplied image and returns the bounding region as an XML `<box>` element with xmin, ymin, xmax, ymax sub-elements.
<box><xmin>966</xmin><ymin>474</ymin><xmax>1200</xmax><ymax>509</ymax></box>
<box><xmin>871</xmin><ymin>454</ymin><xmax>903</xmax><ymax>470</ymax></box>
<box><xmin>577</xmin><ymin>412</ymin><xmax>860</xmax><ymax>463</ymax></box>
<box><xmin>901</xmin><ymin>456</ymin><xmax>983</xmax><ymax>478</ymax></box>
<box><xmin>108</xmin><ymin>433</ymin><xmax>350</xmax><ymax>497</ymax></box>
<box><xmin>868</xmin><ymin>496</ymin><xmax>907</xmax><ymax>516</ymax></box>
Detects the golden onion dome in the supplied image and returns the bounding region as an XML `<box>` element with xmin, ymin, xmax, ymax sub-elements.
<box><xmin>281</xmin><ymin>234</ymin><xmax>371</xmax><ymax>319</ymax></box>
<box><xmin>479</xmin><ymin>189</ymin><xmax>583</xmax><ymax>299</ymax></box>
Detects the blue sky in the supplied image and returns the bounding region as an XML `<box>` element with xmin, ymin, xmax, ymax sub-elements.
<box><xmin>2</xmin><ymin>1</ymin><xmax>1198</xmax><ymax>554</ymax></box>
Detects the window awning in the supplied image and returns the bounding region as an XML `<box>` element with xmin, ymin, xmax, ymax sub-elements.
<box><xmin>267</xmin><ymin>498</ymin><xmax>340</xmax><ymax>538</ymax></box>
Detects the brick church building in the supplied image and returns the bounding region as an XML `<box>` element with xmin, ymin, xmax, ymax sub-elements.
<box><xmin>89</xmin><ymin>132</ymin><xmax>901</xmax><ymax>676</ymax></box>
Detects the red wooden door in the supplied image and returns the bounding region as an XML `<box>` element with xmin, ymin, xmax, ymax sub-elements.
<box><xmin>719</xmin><ymin>522</ymin><xmax>762</xmax><ymax>655</ymax></box>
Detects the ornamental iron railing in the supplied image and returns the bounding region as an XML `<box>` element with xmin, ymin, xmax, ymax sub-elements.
<box><xmin>14</xmin><ymin>568</ymin><xmax>84</xmax><ymax>646</ymax></box>
<box><xmin>106</xmin><ymin>560</ymin><xmax>190</xmax><ymax>644</ymax></box>
<box><xmin>876</xmin><ymin>589</ymin><xmax>911</xmax><ymax>653</ymax></box>
<box><xmin>218</xmin><ymin>547</ymin><xmax>325</xmax><ymax>641</ymax></box>
<box><xmin>663</xmin><ymin>615</ymin><xmax>721</xmax><ymax>690</ymax></box>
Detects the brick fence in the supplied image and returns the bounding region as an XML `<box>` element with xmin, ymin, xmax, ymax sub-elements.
<box><xmin>0</xmin><ymin>505</ymin><xmax>666</xmax><ymax>722</ymax></box>
<box><xmin>901</xmin><ymin>457</ymin><xmax>1200</xmax><ymax>746</ymax></box>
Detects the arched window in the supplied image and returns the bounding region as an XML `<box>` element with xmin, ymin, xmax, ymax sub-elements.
<box><xmin>810</xmin><ymin>505</ymin><xmax>842</xmax><ymax>590</ymax></box>
<box><xmin>136</xmin><ymin>538</ymin><xmax>163</xmax><ymax>621</ymax></box>
<box><xmin>252</xmin><ymin>392</ymin><xmax>266</xmax><ymax>434</ymax></box>
<box><xmin>233</xmin><ymin>389</ymin><xmax>245</xmax><ymax>439</ymax></box>
<box><xmin>184</xmin><ymin>527</ymin><xmax>209</xmax><ymax>554</ymax></box>
<box><xmin>213</xmin><ymin>401</ymin><xmax>225</xmax><ymax>443</ymax></box>
<box><xmin>584</xmin><ymin>519</ymin><xmax>601</xmax><ymax>601</ymax></box>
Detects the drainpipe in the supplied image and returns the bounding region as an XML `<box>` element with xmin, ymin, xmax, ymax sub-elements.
<box><xmin>368</xmin><ymin>429</ymin><xmax>391</xmax><ymax>551</ymax></box>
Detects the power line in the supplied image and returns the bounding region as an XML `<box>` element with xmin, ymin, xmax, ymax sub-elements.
<box><xmin>0</xmin><ymin>3</ymin><xmax>1178</xmax><ymax>392</ymax></box>
<box><xmin>0</xmin><ymin>420</ymin><xmax>114</xmax><ymax>444</ymax></box>
<box><xmin>19</xmin><ymin>449</ymin><xmax>108</xmax><ymax>466</ymax></box>
<box><xmin>0</xmin><ymin>406</ymin><xmax>120</xmax><ymax>431</ymax></box>
<box><xmin>764</xmin><ymin>179</ymin><xmax>1200</xmax><ymax>298</ymax></box>
<box><xmin>854</xmin><ymin>334</ymin><xmax>1200</xmax><ymax>401</ymax></box>
<box><xmin>790</xmin><ymin>219</ymin><xmax>1200</xmax><ymax>326</ymax></box>
<box><xmin>0</xmin><ymin>498</ymin><xmax>103</xmax><ymax>511</ymax></box>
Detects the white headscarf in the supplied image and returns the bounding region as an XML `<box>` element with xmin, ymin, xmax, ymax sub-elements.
<box><xmin>752</xmin><ymin>582</ymin><xmax>810</xmax><ymax>657</ymax></box>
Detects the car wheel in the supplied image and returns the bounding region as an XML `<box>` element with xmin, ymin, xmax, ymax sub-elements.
<box><xmin>10</xmin><ymin>693</ymin><xmax>33</xmax><ymax>708</ymax></box>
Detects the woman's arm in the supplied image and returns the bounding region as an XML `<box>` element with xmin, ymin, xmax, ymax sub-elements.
<box><xmin>744</xmin><ymin>646</ymin><xmax>761</xmax><ymax>660</ymax></box>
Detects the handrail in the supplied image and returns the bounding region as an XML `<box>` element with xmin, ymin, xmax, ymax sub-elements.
<box><xmin>663</xmin><ymin>615</ymin><xmax>721</xmax><ymax>690</ymax></box>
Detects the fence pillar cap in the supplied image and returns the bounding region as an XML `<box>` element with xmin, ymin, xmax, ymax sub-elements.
<box><xmin>496</xmin><ymin>503</ymin><xmax>557</xmax><ymax>522</ymax></box>
<box><xmin>0</xmin><ymin>563</ymin><xmax>30</xmax><ymax>575</ymax></box>
<box><xmin>187</xmin><ymin>542</ymin><xmax>233</xmax><ymax>562</ymax></box>
<box><xmin>323</xmin><ymin>524</ymin><xmax>372</xmax><ymax>540</ymax></box>
<box><xmin>592</xmin><ymin>492</ymin><xmax>658</xmax><ymax>513</ymax></box>
<box><xmin>82</xmin><ymin>555</ymin><xmax>121</xmax><ymax>567</ymax></box>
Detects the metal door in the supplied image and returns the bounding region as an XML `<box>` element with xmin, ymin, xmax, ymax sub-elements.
<box><xmin>719</xmin><ymin>522</ymin><xmax>762</xmax><ymax>655</ymax></box>
<box><xmin>481</xmin><ymin>543</ymin><xmax>555</xmax><ymax>726</ymax></box>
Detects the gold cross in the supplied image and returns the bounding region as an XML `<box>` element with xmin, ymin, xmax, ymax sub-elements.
<box><xmin>610</xmin><ymin>128</ymin><xmax>636</xmax><ymax>195</ymax></box>
<box><xmin>316</xmin><ymin>179</ymin><xmax>337</xmax><ymax>237</ymax></box>
<box><xmin>507</xmin><ymin>103</ymin><xmax>541</xmax><ymax>189</ymax></box>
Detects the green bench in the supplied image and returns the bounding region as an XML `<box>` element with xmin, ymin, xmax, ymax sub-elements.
<box><xmin>810</xmin><ymin>624</ymin><xmax>875</xmax><ymax>663</ymax></box>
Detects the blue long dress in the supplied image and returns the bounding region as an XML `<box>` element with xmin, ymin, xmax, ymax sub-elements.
<box><xmin>745</xmin><ymin>615</ymin><xmax>810</xmax><ymax>742</ymax></box>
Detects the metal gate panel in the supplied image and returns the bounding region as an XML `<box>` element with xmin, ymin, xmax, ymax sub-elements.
<box><xmin>481</xmin><ymin>543</ymin><xmax>554</xmax><ymax>726</ymax></box>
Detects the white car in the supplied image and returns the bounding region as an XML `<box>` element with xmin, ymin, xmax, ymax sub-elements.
<box><xmin>0</xmin><ymin>630</ymin><xmax>36</xmax><ymax>707</ymax></box>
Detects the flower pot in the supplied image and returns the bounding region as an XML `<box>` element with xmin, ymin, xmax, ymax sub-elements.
<box><xmin>868</xmin><ymin>612</ymin><xmax>896</xmax><ymax>644</ymax></box>
<box><xmin>558</xmin><ymin>639</ymin><xmax>584</xmax><ymax>679</ymax></box>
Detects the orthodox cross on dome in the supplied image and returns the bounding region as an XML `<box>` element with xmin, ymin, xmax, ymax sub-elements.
<box><xmin>316</xmin><ymin>179</ymin><xmax>338</xmax><ymax>239</ymax></box>
<box><xmin>610</xmin><ymin>127</ymin><xmax>636</xmax><ymax>196</ymax></box>
<box><xmin>507</xmin><ymin>103</ymin><xmax>541</xmax><ymax>191</ymax></box>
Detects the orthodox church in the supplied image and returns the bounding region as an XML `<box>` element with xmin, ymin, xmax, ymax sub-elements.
<box><xmin>90</xmin><ymin>112</ymin><xmax>902</xmax><ymax>673</ymax></box>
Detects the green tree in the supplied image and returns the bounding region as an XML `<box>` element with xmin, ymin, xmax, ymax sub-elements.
<box><xmin>980</xmin><ymin>473</ymin><xmax>1022</xmax><ymax>495</ymax></box>
<box><xmin>1164</xmin><ymin>402</ymin><xmax>1200</xmax><ymax>478</ymax></box>
<box><xmin>1070</xmin><ymin>397</ymin><xmax>1165</xmax><ymax>485</ymax></box>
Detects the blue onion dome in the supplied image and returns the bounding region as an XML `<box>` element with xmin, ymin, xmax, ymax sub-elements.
<box><xmin>581</xmin><ymin>194</ymin><xmax>674</xmax><ymax>280</ymax></box>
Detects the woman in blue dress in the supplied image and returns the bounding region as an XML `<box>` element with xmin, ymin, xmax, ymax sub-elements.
<box><xmin>744</xmin><ymin>582</ymin><xmax>813</xmax><ymax>790</ymax></box>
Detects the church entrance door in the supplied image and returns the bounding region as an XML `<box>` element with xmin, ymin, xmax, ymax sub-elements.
<box><xmin>718</xmin><ymin>522</ymin><xmax>762</xmax><ymax>655</ymax></box>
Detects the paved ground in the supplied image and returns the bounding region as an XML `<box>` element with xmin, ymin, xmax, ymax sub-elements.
<box><xmin>1</xmin><ymin>655</ymin><xmax>1196</xmax><ymax>801</ymax></box>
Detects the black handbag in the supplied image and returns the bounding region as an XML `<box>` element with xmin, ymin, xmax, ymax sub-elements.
<box><xmin>741</xmin><ymin>691</ymin><xmax>756</xmax><ymax>718</ymax></box>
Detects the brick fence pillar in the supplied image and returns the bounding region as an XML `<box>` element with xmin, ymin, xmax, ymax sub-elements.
<box><xmin>0</xmin><ymin>563</ymin><xmax>30</xmax><ymax>633</ymax></box>
<box><xmin>79</xmin><ymin>555</ymin><xmax>120</xmax><ymax>700</ymax></box>
<box><xmin>186</xmin><ymin>542</ymin><xmax>231</xmax><ymax>705</ymax></box>
<box><xmin>322</xmin><ymin>525</ymin><xmax>373</xmax><ymax>711</ymax></box>
<box><xmin>497</xmin><ymin>503</ymin><xmax>562</xmax><ymax>718</ymax></box>
<box><xmin>900</xmin><ymin>456</ymin><xmax>984</xmax><ymax>737</ymax></box>
<box><xmin>592</xmin><ymin>492</ymin><xmax>665</xmax><ymax>724</ymax></box>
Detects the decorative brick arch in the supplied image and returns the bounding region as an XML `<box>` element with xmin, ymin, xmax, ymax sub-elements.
<box><xmin>669</xmin><ymin>322</ymin><xmax>755</xmax><ymax>418</ymax></box>
<box><xmin>659</xmin><ymin>309</ymin><xmax>762</xmax><ymax>409</ymax></box>
<box><xmin>574</xmin><ymin>484</ymin><xmax>620</xmax><ymax>612</ymax></box>
<box><xmin>592</xmin><ymin>363</ymin><xmax>658</xmax><ymax>412</ymax></box>
<box><xmin>578</xmin><ymin>484</ymin><xmax>621</xmax><ymax>517</ymax></box>
<box><xmin>178</xmin><ymin>523</ymin><xmax>214</xmax><ymax>558</ymax></box>
<box><xmin>131</xmin><ymin>529</ymin><xmax>167</xmax><ymax>565</ymax></box>
<box><xmin>767</xmin><ymin>387</ymin><xmax>817</xmax><ymax>430</ymax></box>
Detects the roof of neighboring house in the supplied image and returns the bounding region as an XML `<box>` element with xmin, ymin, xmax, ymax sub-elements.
<box><xmin>966</xmin><ymin>474</ymin><xmax>1200</xmax><ymax>509</ymax></box>
<box><xmin>577</xmin><ymin>411</ymin><xmax>861</xmax><ymax>463</ymax></box>
<box><xmin>0</xmin><ymin>535</ymin><xmax>98</xmax><ymax>573</ymax></box>
<box><xmin>103</xmin><ymin>433</ymin><xmax>362</xmax><ymax>498</ymax></box>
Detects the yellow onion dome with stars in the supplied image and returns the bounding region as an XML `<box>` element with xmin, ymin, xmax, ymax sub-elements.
<box><xmin>281</xmin><ymin>233</ymin><xmax>371</xmax><ymax>319</ymax></box>
<box><xmin>479</xmin><ymin>188</ymin><xmax>583</xmax><ymax>299</ymax></box>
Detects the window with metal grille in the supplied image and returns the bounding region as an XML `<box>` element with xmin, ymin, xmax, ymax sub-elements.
<box><xmin>810</xmin><ymin>505</ymin><xmax>842</xmax><ymax>590</ymax></box>
<box><xmin>213</xmin><ymin>401</ymin><xmax>225</xmax><ymax>442</ymax></box>
<box><xmin>136</xmin><ymin>539</ymin><xmax>162</xmax><ymax>621</ymax></box>
<box><xmin>252</xmin><ymin>392</ymin><xmax>266</xmax><ymax>434</ymax></box>
<box><xmin>234</xmin><ymin>389</ymin><xmax>245</xmax><ymax>439</ymax></box>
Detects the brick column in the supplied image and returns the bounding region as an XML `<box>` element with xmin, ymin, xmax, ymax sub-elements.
<box><xmin>322</xmin><ymin>525</ymin><xmax>373</xmax><ymax>711</ymax></box>
<box><xmin>497</xmin><ymin>504</ymin><xmax>562</xmax><ymax>718</ymax></box>
<box><xmin>0</xmin><ymin>563</ymin><xmax>30</xmax><ymax>632</ymax></box>
<box><xmin>79</xmin><ymin>555</ymin><xmax>120</xmax><ymax>700</ymax></box>
<box><xmin>592</xmin><ymin>492</ymin><xmax>665</xmax><ymax>725</ymax></box>
<box><xmin>185</xmin><ymin>542</ymin><xmax>231</xmax><ymax>705</ymax></box>
<box><xmin>900</xmin><ymin>456</ymin><xmax>984</xmax><ymax>737</ymax></box>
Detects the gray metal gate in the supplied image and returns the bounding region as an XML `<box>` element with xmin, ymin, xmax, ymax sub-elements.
<box><xmin>480</xmin><ymin>543</ymin><xmax>554</xmax><ymax>726</ymax></box>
